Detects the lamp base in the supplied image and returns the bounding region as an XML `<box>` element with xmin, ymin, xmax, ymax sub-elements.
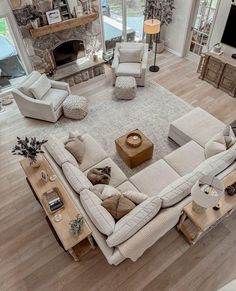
<box><xmin>149</xmin><ymin>65</ymin><xmax>159</xmax><ymax>72</ymax></box>
<box><xmin>192</xmin><ymin>201</ymin><xmax>206</xmax><ymax>214</ymax></box>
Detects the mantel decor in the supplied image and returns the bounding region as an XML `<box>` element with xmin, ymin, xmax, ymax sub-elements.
<box><xmin>191</xmin><ymin>175</ymin><xmax>224</xmax><ymax>214</ymax></box>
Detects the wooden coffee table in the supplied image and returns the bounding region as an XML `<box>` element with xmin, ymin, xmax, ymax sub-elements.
<box><xmin>115</xmin><ymin>129</ymin><xmax>153</xmax><ymax>168</ymax></box>
<box><xmin>177</xmin><ymin>170</ymin><xmax>236</xmax><ymax>245</ymax></box>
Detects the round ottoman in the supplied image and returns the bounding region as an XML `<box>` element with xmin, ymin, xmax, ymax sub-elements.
<box><xmin>114</xmin><ymin>76</ymin><xmax>137</xmax><ymax>100</ymax></box>
<box><xmin>63</xmin><ymin>95</ymin><xmax>88</xmax><ymax>120</ymax></box>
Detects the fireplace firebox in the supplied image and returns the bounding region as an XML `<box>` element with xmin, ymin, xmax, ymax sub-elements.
<box><xmin>52</xmin><ymin>40</ymin><xmax>85</xmax><ymax>68</ymax></box>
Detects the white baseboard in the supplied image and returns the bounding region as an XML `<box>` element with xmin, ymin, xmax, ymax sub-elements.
<box><xmin>165</xmin><ymin>46</ymin><xmax>183</xmax><ymax>58</ymax></box>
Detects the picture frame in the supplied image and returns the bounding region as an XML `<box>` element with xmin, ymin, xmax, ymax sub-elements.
<box><xmin>46</xmin><ymin>9</ymin><xmax>62</xmax><ymax>25</ymax></box>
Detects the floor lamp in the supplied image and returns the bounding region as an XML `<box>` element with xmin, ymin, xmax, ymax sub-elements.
<box><xmin>144</xmin><ymin>19</ymin><xmax>161</xmax><ymax>72</ymax></box>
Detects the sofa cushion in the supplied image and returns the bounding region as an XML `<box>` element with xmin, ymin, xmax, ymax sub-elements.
<box><xmin>62</xmin><ymin>162</ymin><xmax>92</xmax><ymax>193</ymax></box>
<box><xmin>106</xmin><ymin>195</ymin><xmax>162</xmax><ymax>247</ymax></box>
<box><xmin>116</xmin><ymin>63</ymin><xmax>141</xmax><ymax>78</ymax></box>
<box><xmin>45</xmin><ymin>135</ymin><xmax>78</xmax><ymax>167</ymax></box>
<box><xmin>130</xmin><ymin>159</ymin><xmax>180</xmax><ymax>196</ymax></box>
<box><xmin>19</xmin><ymin>71</ymin><xmax>41</xmax><ymax>97</ymax></box>
<box><xmin>64</xmin><ymin>132</ymin><xmax>85</xmax><ymax>163</ymax></box>
<box><xmin>80</xmin><ymin>189</ymin><xmax>115</xmax><ymax>236</ymax></box>
<box><xmin>119</xmin><ymin>48</ymin><xmax>143</xmax><ymax>63</ymax></box>
<box><xmin>102</xmin><ymin>195</ymin><xmax>136</xmax><ymax>220</ymax></box>
<box><xmin>42</xmin><ymin>88</ymin><xmax>68</xmax><ymax>110</ymax></box>
<box><xmin>84</xmin><ymin>157</ymin><xmax>127</xmax><ymax>188</ymax></box>
<box><xmin>169</xmin><ymin>107</ymin><xmax>225</xmax><ymax>147</ymax></box>
<box><xmin>79</xmin><ymin>134</ymin><xmax>108</xmax><ymax>171</ymax></box>
<box><xmin>164</xmin><ymin>141</ymin><xmax>206</xmax><ymax>176</ymax></box>
<box><xmin>116</xmin><ymin>181</ymin><xmax>139</xmax><ymax>193</ymax></box>
<box><xmin>91</xmin><ymin>184</ymin><xmax>121</xmax><ymax>200</ymax></box>
<box><xmin>205</xmin><ymin>126</ymin><xmax>236</xmax><ymax>158</ymax></box>
<box><xmin>29</xmin><ymin>74</ymin><xmax>51</xmax><ymax>99</ymax></box>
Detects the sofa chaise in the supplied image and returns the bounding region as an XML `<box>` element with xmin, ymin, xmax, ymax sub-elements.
<box><xmin>44</xmin><ymin>107</ymin><xmax>236</xmax><ymax>265</ymax></box>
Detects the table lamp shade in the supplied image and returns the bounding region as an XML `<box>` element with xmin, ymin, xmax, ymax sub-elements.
<box><xmin>191</xmin><ymin>175</ymin><xmax>224</xmax><ymax>209</ymax></box>
<box><xmin>144</xmin><ymin>19</ymin><xmax>161</xmax><ymax>35</ymax></box>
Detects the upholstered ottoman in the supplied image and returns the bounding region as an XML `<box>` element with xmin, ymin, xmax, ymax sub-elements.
<box><xmin>168</xmin><ymin>107</ymin><xmax>225</xmax><ymax>147</ymax></box>
<box><xmin>114</xmin><ymin>76</ymin><xmax>137</xmax><ymax>100</ymax></box>
<box><xmin>63</xmin><ymin>95</ymin><xmax>88</xmax><ymax>120</ymax></box>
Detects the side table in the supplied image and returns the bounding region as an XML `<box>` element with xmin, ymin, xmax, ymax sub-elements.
<box><xmin>20</xmin><ymin>155</ymin><xmax>95</xmax><ymax>261</ymax></box>
<box><xmin>177</xmin><ymin>170</ymin><xmax>236</xmax><ymax>245</ymax></box>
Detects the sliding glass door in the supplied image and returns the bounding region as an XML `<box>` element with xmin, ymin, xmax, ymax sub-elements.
<box><xmin>101</xmin><ymin>0</ymin><xmax>145</xmax><ymax>50</ymax></box>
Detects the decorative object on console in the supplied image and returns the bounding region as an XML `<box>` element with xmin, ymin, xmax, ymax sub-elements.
<box><xmin>144</xmin><ymin>18</ymin><xmax>161</xmax><ymax>72</ymax></box>
<box><xmin>12</xmin><ymin>136</ymin><xmax>47</xmax><ymax>167</ymax></box>
<box><xmin>70</xmin><ymin>215</ymin><xmax>84</xmax><ymax>236</ymax></box>
<box><xmin>46</xmin><ymin>9</ymin><xmax>62</xmax><ymax>24</ymax></box>
<box><xmin>41</xmin><ymin>170</ymin><xmax>49</xmax><ymax>183</ymax></box>
<box><xmin>144</xmin><ymin>0</ymin><xmax>175</xmax><ymax>53</ymax></box>
<box><xmin>42</xmin><ymin>187</ymin><xmax>64</xmax><ymax>213</ymax></box>
<box><xmin>87</xmin><ymin>167</ymin><xmax>111</xmax><ymax>185</ymax></box>
<box><xmin>191</xmin><ymin>175</ymin><xmax>224</xmax><ymax>214</ymax></box>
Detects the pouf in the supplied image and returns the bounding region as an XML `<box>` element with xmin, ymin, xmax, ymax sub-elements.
<box><xmin>114</xmin><ymin>76</ymin><xmax>137</xmax><ymax>100</ymax></box>
<box><xmin>63</xmin><ymin>95</ymin><xmax>88</xmax><ymax>120</ymax></box>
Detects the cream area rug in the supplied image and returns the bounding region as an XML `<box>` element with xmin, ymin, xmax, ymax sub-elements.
<box><xmin>35</xmin><ymin>80</ymin><xmax>193</xmax><ymax>177</ymax></box>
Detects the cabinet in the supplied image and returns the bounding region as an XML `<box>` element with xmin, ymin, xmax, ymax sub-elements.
<box><xmin>198</xmin><ymin>52</ymin><xmax>236</xmax><ymax>97</ymax></box>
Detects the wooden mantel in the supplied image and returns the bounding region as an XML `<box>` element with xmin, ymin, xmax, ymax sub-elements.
<box><xmin>30</xmin><ymin>13</ymin><xmax>98</xmax><ymax>38</ymax></box>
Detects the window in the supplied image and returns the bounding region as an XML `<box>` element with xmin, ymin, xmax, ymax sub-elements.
<box><xmin>101</xmin><ymin>0</ymin><xmax>145</xmax><ymax>50</ymax></box>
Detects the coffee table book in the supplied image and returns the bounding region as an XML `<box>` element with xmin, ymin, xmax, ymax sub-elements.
<box><xmin>177</xmin><ymin>170</ymin><xmax>236</xmax><ymax>245</ymax></box>
<box><xmin>20</xmin><ymin>155</ymin><xmax>95</xmax><ymax>261</ymax></box>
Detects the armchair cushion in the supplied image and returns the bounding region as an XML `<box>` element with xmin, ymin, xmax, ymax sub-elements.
<box><xmin>42</xmin><ymin>88</ymin><xmax>68</xmax><ymax>110</ymax></box>
<box><xmin>119</xmin><ymin>48</ymin><xmax>143</xmax><ymax>63</ymax></box>
<box><xmin>29</xmin><ymin>74</ymin><xmax>51</xmax><ymax>100</ymax></box>
<box><xmin>116</xmin><ymin>63</ymin><xmax>141</xmax><ymax>78</ymax></box>
<box><xmin>19</xmin><ymin>71</ymin><xmax>41</xmax><ymax>98</ymax></box>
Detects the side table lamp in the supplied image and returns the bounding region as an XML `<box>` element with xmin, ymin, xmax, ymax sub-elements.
<box><xmin>191</xmin><ymin>175</ymin><xmax>224</xmax><ymax>214</ymax></box>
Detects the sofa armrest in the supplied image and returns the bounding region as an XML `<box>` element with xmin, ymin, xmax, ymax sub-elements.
<box><xmin>141</xmin><ymin>44</ymin><xmax>149</xmax><ymax>71</ymax></box>
<box><xmin>50</xmin><ymin>80</ymin><xmax>71</xmax><ymax>94</ymax></box>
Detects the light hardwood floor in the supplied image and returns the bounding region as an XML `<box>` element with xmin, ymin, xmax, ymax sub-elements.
<box><xmin>1</xmin><ymin>51</ymin><xmax>236</xmax><ymax>291</ymax></box>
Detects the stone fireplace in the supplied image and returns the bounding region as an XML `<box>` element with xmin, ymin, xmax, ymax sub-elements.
<box><xmin>52</xmin><ymin>39</ymin><xmax>85</xmax><ymax>68</ymax></box>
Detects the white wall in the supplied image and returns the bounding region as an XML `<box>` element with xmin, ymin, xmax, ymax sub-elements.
<box><xmin>164</xmin><ymin>0</ymin><xmax>194</xmax><ymax>57</ymax></box>
<box><xmin>1</xmin><ymin>0</ymin><xmax>32</xmax><ymax>73</ymax></box>
<box><xmin>210</xmin><ymin>1</ymin><xmax>236</xmax><ymax>55</ymax></box>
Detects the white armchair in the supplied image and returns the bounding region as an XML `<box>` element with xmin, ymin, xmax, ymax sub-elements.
<box><xmin>12</xmin><ymin>71</ymin><xmax>71</xmax><ymax>123</ymax></box>
<box><xmin>112</xmin><ymin>42</ymin><xmax>149</xmax><ymax>87</ymax></box>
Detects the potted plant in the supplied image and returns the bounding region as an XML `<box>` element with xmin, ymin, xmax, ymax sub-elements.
<box><xmin>12</xmin><ymin>137</ymin><xmax>47</xmax><ymax>168</ymax></box>
<box><xmin>144</xmin><ymin>0</ymin><xmax>175</xmax><ymax>53</ymax></box>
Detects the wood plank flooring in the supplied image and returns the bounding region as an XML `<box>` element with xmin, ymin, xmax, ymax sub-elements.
<box><xmin>1</xmin><ymin>51</ymin><xmax>236</xmax><ymax>291</ymax></box>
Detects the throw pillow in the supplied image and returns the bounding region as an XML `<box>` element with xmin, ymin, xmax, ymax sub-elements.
<box><xmin>91</xmin><ymin>184</ymin><xmax>121</xmax><ymax>200</ymax></box>
<box><xmin>123</xmin><ymin>190</ymin><xmax>148</xmax><ymax>204</ymax></box>
<box><xmin>29</xmin><ymin>74</ymin><xmax>51</xmax><ymax>99</ymax></box>
<box><xmin>19</xmin><ymin>71</ymin><xmax>41</xmax><ymax>97</ymax></box>
<box><xmin>205</xmin><ymin>126</ymin><xmax>236</xmax><ymax>158</ymax></box>
<box><xmin>64</xmin><ymin>132</ymin><xmax>85</xmax><ymax>163</ymax></box>
<box><xmin>102</xmin><ymin>195</ymin><xmax>136</xmax><ymax>220</ymax></box>
<box><xmin>80</xmin><ymin>189</ymin><xmax>115</xmax><ymax>236</ymax></box>
<box><xmin>119</xmin><ymin>48</ymin><xmax>143</xmax><ymax>63</ymax></box>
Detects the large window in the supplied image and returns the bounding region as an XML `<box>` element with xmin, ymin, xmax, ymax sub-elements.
<box><xmin>102</xmin><ymin>0</ymin><xmax>145</xmax><ymax>50</ymax></box>
<box><xmin>0</xmin><ymin>17</ymin><xmax>25</xmax><ymax>90</ymax></box>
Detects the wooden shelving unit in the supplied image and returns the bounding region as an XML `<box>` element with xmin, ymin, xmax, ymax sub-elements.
<box><xmin>30</xmin><ymin>13</ymin><xmax>98</xmax><ymax>38</ymax></box>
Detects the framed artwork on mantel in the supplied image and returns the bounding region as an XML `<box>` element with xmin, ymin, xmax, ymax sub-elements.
<box><xmin>46</xmin><ymin>9</ymin><xmax>62</xmax><ymax>25</ymax></box>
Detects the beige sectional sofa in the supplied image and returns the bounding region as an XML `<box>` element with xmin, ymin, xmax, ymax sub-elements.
<box><xmin>44</xmin><ymin>107</ymin><xmax>236</xmax><ymax>265</ymax></box>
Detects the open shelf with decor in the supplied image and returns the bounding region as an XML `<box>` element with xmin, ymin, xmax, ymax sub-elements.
<box><xmin>30</xmin><ymin>13</ymin><xmax>98</xmax><ymax>38</ymax></box>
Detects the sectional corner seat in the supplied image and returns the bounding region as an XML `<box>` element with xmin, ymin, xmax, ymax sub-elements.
<box><xmin>44</xmin><ymin>107</ymin><xmax>236</xmax><ymax>265</ymax></box>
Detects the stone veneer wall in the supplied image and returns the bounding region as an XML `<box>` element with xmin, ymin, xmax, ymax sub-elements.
<box><xmin>10</xmin><ymin>0</ymin><xmax>102</xmax><ymax>73</ymax></box>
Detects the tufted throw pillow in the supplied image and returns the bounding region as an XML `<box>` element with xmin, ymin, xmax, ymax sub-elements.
<box><xmin>205</xmin><ymin>126</ymin><xmax>236</xmax><ymax>158</ymax></box>
<box><xmin>80</xmin><ymin>189</ymin><xmax>115</xmax><ymax>236</ymax></box>
<box><xmin>62</xmin><ymin>162</ymin><xmax>92</xmax><ymax>194</ymax></box>
<box><xmin>102</xmin><ymin>195</ymin><xmax>136</xmax><ymax>220</ymax></box>
<box><xmin>29</xmin><ymin>74</ymin><xmax>51</xmax><ymax>99</ymax></box>
<box><xmin>64</xmin><ymin>132</ymin><xmax>85</xmax><ymax>163</ymax></box>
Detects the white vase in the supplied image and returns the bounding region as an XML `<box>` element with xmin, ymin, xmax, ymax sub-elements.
<box><xmin>30</xmin><ymin>19</ymin><xmax>40</xmax><ymax>29</ymax></box>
